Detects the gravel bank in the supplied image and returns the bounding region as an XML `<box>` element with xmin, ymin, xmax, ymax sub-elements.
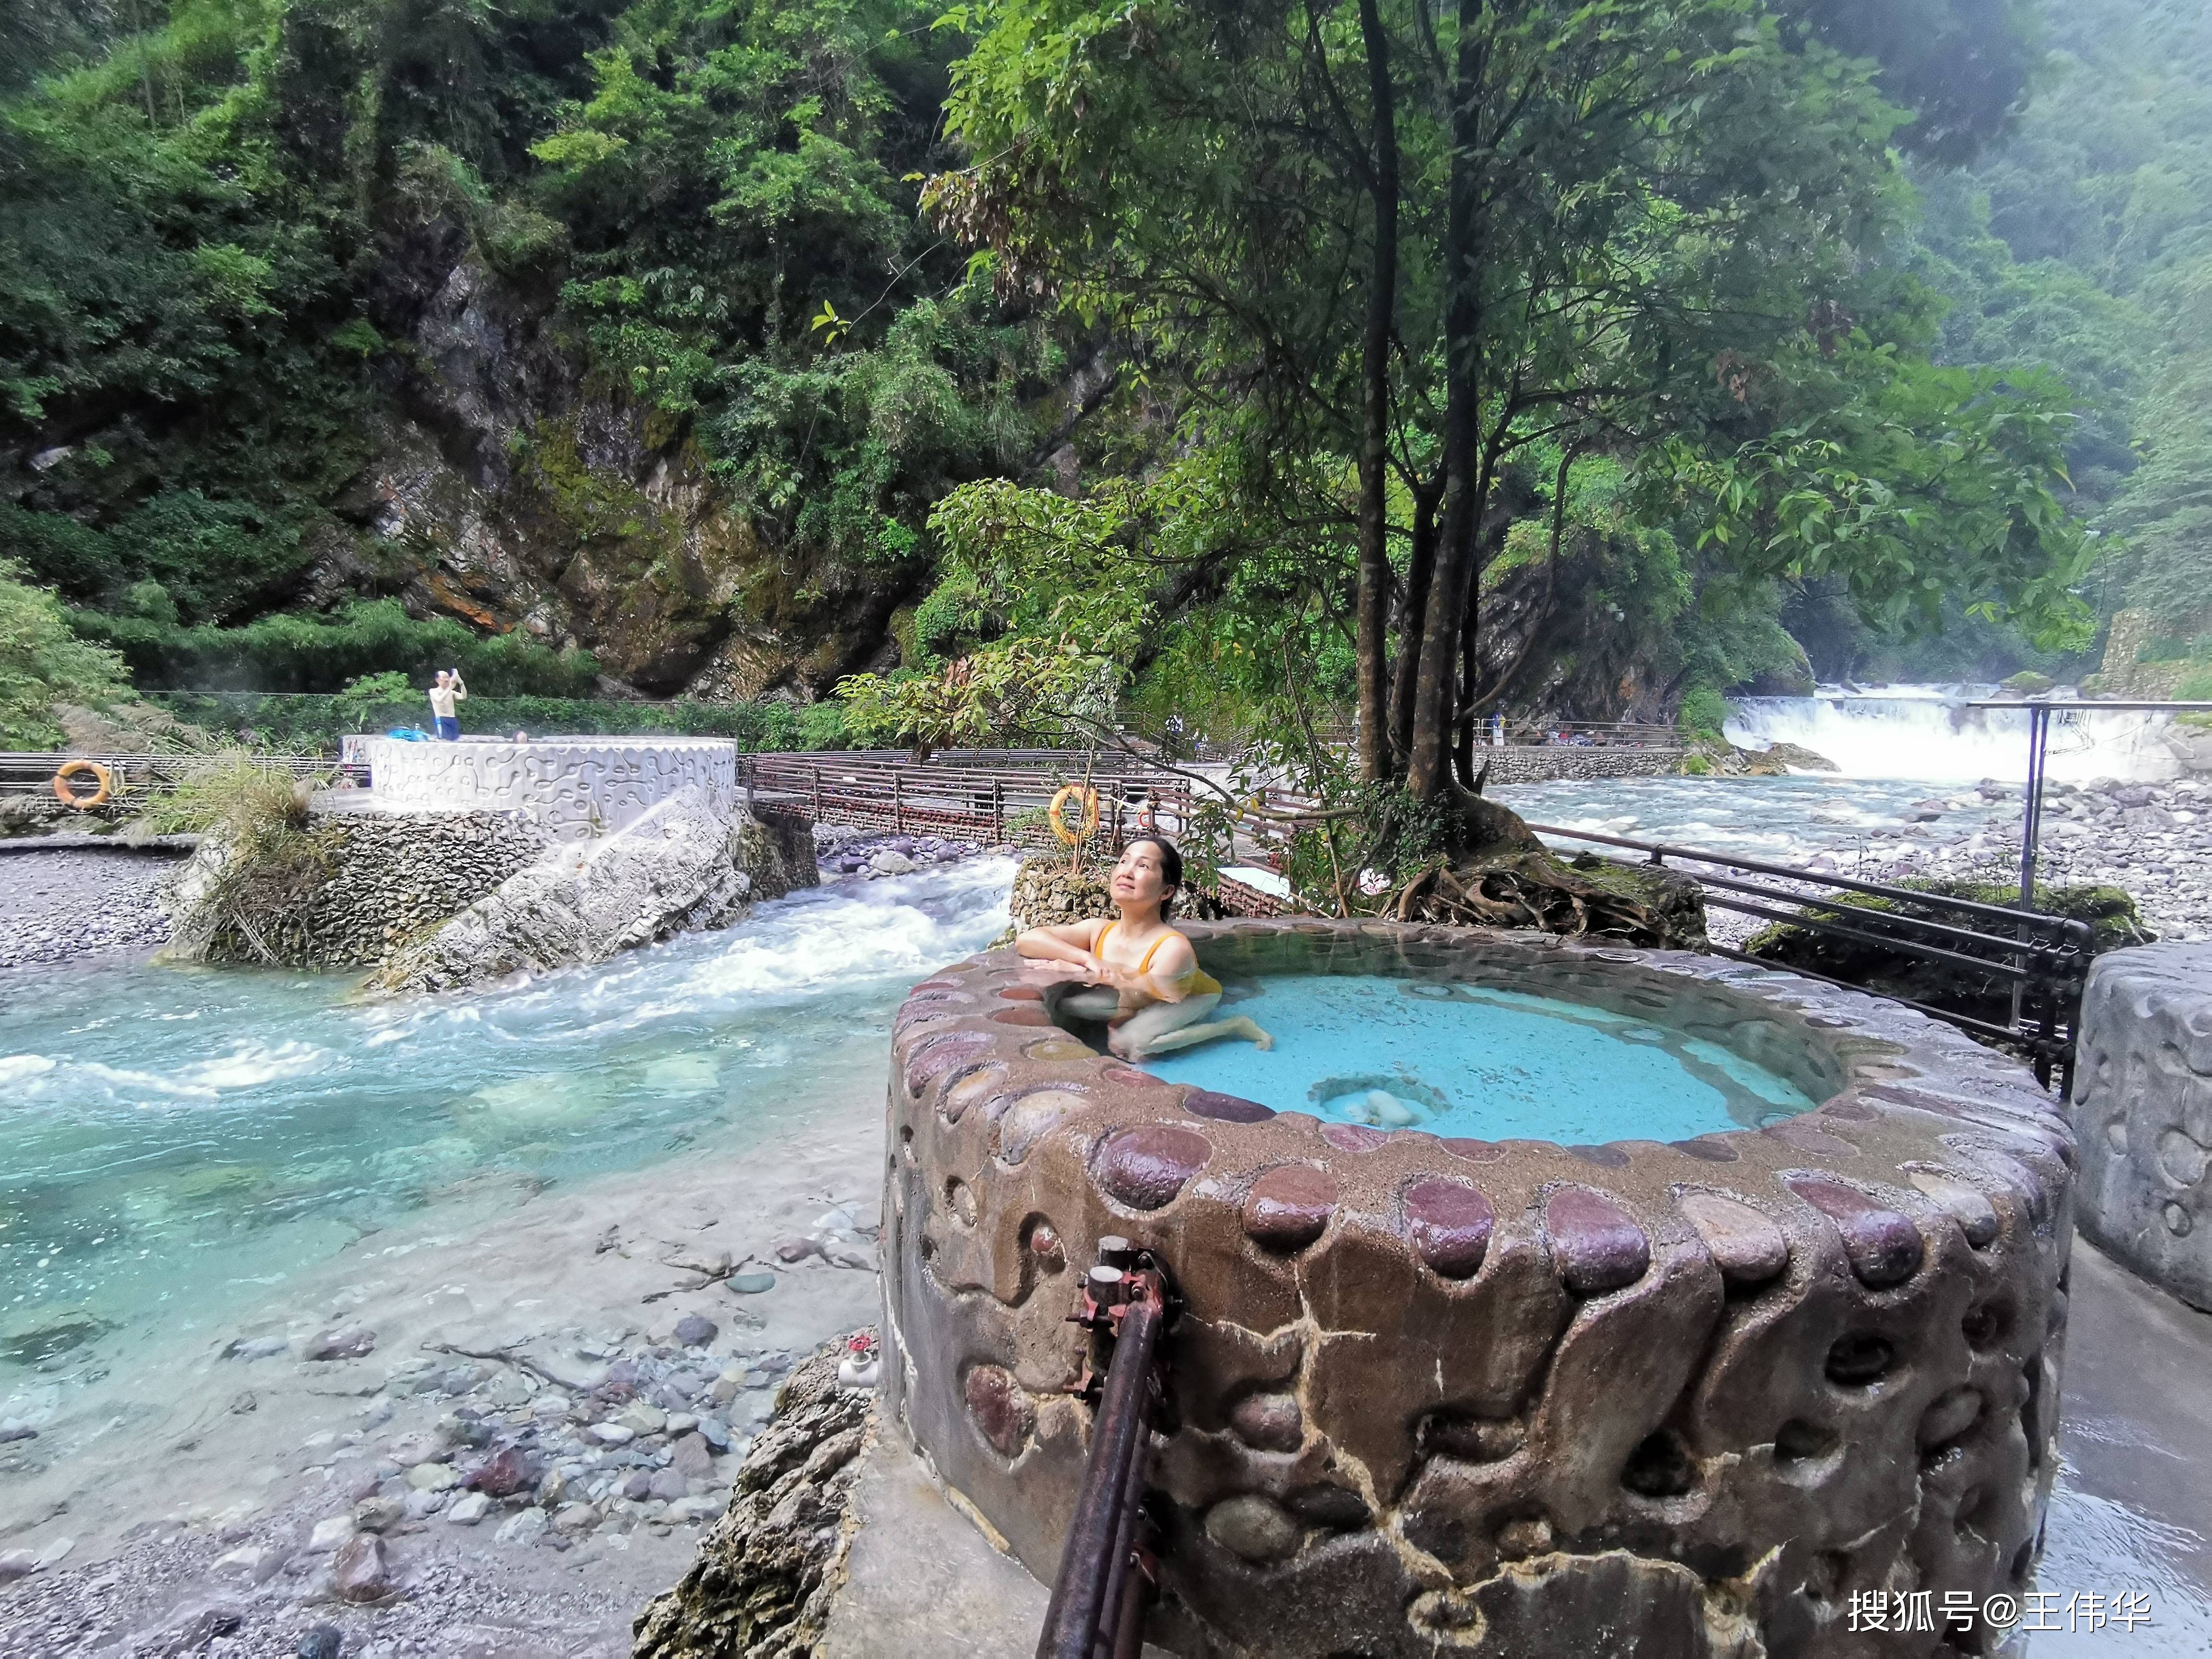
<box><xmin>0</xmin><ymin>847</ymin><xmax>180</xmax><ymax>971</ymax></box>
<box><xmin>1692</xmin><ymin>776</ymin><xmax>2210</xmax><ymax>950</ymax></box>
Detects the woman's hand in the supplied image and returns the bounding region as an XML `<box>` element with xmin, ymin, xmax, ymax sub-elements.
<box><xmin>1020</xmin><ymin>957</ymin><xmax>1099</xmax><ymax>986</ymax></box>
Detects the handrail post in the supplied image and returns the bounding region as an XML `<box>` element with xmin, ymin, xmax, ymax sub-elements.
<box><xmin>1036</xmin><ymin>1239</ymin><xmax>1176</xmax><ymax>1659</ymax></box>
<box><xmin>895</xmin><ymin>770</ymin><xmax>904</xmax><ymax>835</ymax></box>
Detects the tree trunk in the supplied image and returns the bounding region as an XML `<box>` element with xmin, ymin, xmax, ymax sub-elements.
<box><xmin>1353</xmin><ymin>0</ymin><xmax>1399</xmax><ymax>784</ymax></box>
<box><xmin>1389</xmin><ymin>475</ymin><xmax>1441</xmax><ymax>769</ymax></box>
<box><xmin>1407</xmin><ymin>0</ymin><xmax>1486</xmax><ymax>804</ymax></box>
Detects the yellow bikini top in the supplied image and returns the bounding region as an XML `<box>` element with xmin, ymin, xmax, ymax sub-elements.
<box><xmin>1098</xmin><ymin>920</ymin><xmax>1222</xmax><ymax>997</ymax></box>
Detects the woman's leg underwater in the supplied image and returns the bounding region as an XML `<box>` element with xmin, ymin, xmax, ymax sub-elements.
<box><xmin>1107</xmin><ymin>992</ymin><xmax>1273</xmax><ymax>1060</ymax></box>
<box><xmin>1043</xmin><ymin>983</ymin><xmax>1123</xmax><ymax>1025</ymax></box>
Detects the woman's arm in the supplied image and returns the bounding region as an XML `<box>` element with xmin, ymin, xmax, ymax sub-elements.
<box><xmin>1074</xmin><ymin>930</ymin><xmax>1196</xmax><ymax>1002</ymax></box>
<box><xmin>1015</xmin><ymin>919</ymin><xmax>1105</xmax><ymax>970</ymax></box>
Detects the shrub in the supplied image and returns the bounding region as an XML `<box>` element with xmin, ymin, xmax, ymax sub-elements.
<box><xmin>0</xmin><ymin>560</ymin><xmax>133</xmax><ymax>748</ymax></box>
<box><xmin>1677</xmin><ymin>687</ymin><xmax>1728</xmax><ymax>737</ymax></box>
<box><xmin>70</xmin><ymin>599</ymin><xmax>601</xmax><ymax>696</ymax></box>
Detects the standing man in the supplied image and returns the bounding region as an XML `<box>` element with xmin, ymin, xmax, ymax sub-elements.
<box><xmin>428</xmin><ymin>669</ymin><xmax>467</xmax><ymax>741</ymax></box>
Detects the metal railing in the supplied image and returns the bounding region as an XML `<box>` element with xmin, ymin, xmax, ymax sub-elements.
<box><xmin>0</xmin><ymin>750</ymin><xmax>330</xmax><ymax>798</ymax></box>
<box><xmin>1038</xmin><ymin>1237</ymin><xmax>1177</xmax><ymax>1659</ymax></box>
<box><xmin>742</xmin><ymin>753</ymin><xmax>1198</xmax><ymax>853</ymax></box>
<box><xmin>1527</xmin><ymin>822</ymin><xmax>2094</xmax><ymax>1094</ymax></box>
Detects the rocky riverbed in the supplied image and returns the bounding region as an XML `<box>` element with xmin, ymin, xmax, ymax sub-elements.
<box><xmin>1767</xmin><ymin>775</ymin><xmax>2212</xmax><ymax>942</ymax></box>
<box><xmin>0</xmin><ymin>1095</ymin><xmax>889</xmax><ymax>1659</ymax></box>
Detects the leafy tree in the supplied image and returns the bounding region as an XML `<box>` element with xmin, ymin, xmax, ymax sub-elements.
<box><xmin>928</xmin><ymin>0</ymin><xmax>2087</xmax><ymax>845</ymax></box>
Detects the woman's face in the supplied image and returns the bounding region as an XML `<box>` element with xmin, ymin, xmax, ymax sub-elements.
<box><xmin>1111</xmin><ymin>842</ymin><xmax>1169</xmax><ymax>908</ymax></box>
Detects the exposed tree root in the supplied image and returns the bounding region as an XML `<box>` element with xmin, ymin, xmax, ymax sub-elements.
<box><xmin>1393</xmin><ymin>850</ymin><xmax>1707</xmax><ymax>949</ymax></box>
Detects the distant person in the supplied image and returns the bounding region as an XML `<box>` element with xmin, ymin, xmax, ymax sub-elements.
<box><xmin>427</xmin><ymin>669</ymin><xmax>467</xmax><ymax>741</ymax></box>
<box><xmin>1016</xmin><ymin>835</ymin><xmax>1272</xmax><ymax>1060</ymax></box>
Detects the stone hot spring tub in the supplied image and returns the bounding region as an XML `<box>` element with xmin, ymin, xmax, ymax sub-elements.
<box><xmin>879</xmin><ymin>921</ymin><xmax>2076</xmax><ymax>1658</ymax></box>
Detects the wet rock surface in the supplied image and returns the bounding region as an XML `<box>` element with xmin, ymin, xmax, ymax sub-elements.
<box><xmin>630</xmin><ymin>1335</ymin><xmax>875</xmax><ymax>1659</ymax></box>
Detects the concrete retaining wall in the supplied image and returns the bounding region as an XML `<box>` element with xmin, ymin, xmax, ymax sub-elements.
<box><xmin>356</xmin><ymin>736</ymin><xmax>739</xmax><ymax>838</ymax></box>
<box><xmin>2072</xmin><ymin>942</ymin><xmax>2212</xmax><ymax>1310</ymax></box>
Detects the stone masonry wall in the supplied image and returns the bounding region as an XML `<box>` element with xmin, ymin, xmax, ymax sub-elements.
<box><xmin>2072</xmin><ymin>942</ymin><xmax>2212</xmax><ymax>1310</ymax></box>
<box><xmin>163</xmin><ymin>810</ymin><xmax>552</xmax><ymax>969</ymax></box>
<box><xmin>1480</xmin><ymin>746</ymin><xmax>1684</xmax><ymax>784</ymax></box>
<box><xmin>304</xmin><ymin>812</ymin><xmax>554</xmax><ymax>965</ymax></box>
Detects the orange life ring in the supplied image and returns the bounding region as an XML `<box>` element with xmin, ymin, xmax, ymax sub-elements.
<box><xmin>1047</xmin><ymin>784</ymin><xmax>1101</xmax><ymax>845</ymax></box>
<box><xmin>52</xmin><ymin>759</ymin><xmax>113</xmax><ymax>810</ymax></box>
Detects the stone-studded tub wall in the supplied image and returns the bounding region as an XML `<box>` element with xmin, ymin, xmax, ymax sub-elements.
<box><xmin>2071</xmin><ymin>943</ymin><xmax>2212</xmax><ymax>1311</ymax></box>
<box><xmin>880</xmin><ymin>921</ymin><xmax>2076</xmax><ymax>1659</ymax></box>
<box><xmin>357</xmin><ymin>736</ymin><xmax>738</xmax><ymax>837</ymax></box>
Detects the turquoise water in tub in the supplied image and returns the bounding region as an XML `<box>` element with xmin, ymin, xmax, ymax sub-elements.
<box><xmin>1140</xmin><ymin>974</ymin><xmax>1817</xmax><ymax>1143</ymax></box>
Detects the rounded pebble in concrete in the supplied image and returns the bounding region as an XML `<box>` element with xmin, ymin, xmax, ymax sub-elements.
<box><xmin>1091</xmin><ymin>1125</ymin><xmax>1211</xmax><ymax>1211</ymax></box>
<box><xmin>1402</xmin><ymin>1178</ymin><xmax>1495</xmax><ymax>1280</ymax></box>
<box><xmin>1676</xmin><ymin>1191</ymin><xmax>1789</xmax><ymax>1286</ymax></box>
<box><xmin>1241</xmin><ymin>1166</ymin><xmax>1336</xmax><ymax>1250</ymax></box>
<box><xmin>1784</xmin><ymin>1176</ymin><xmax>1924</xmax><ymax>1287</ymax></box>
<box><xmin>1203</xmin><ymin>1494</ymin><xmax>1300</xmax><ymax>1563</ymax></box>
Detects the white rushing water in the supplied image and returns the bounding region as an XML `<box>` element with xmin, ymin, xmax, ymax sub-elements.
<box><xmin>1727</xmin><ymin>685</ymin><xmax>2192</xmax><ymax>783</ymax></box>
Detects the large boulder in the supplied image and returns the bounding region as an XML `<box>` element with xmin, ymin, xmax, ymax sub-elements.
<box><xmin>369</xmin><ymin>789</ymin><xmax>814</xmax><ymax>993</ymax></box>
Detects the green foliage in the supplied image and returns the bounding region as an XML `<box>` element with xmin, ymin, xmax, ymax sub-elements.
<box><xmin>143</xmin><ymin>688</ymin><xmax>830</xmax><ymax>754</ymax></box>
<box><xmin>0</xmin><ymin>558</ymin><xmax>133</xmax><ymax>747</ymax></box>
<box><xmin>132</xmin><ymin>754</ymin><xmax>311</xmax><ymax>838</ymax></box>
<box><xmin>1678</xmin><ymin>689</ymin><xmax>1729</xmax><ymax>739</ymax></box>
<box><xmin>331</xmin><ymin>671</ymin><xmax>416</xmax><ymax>732</ymax></box>
<box><xmin>72</xmin><ymin>598</ymin><xmax>601</xmax><ymax>695</ymax></box>
<box><xmin>1918</xmin><ymin>0</ymin><xmax>2212</xmax><ymax>632</ymax></box>
<box><xmin>1681</xmin><ymin>755</ymin><xmax>1714</xmax><ymax>776</ymax></box>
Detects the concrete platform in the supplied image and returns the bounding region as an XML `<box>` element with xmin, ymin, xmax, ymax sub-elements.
<box><xmin>820</xmin><ymin>1417</ymin><xmax>1049</xmax><ymax>1659</ymax></box>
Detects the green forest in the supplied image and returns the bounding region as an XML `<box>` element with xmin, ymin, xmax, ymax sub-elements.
<box><xmin>1</xmin><ymin>0</ymin><xmax>2208</xmax><ymax>757</ymax></box>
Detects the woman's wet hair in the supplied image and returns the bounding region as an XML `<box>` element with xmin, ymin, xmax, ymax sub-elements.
<box><xmin>1123</xmin><ymin>834</ymin><xmax>1183</xmax><ymax>917</ymax></box>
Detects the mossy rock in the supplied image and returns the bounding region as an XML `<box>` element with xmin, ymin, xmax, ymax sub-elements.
<box><xmin>1744</xmin><ymin>878</ymin><xmax>2152</xmax><ymax>1037</ymax></box>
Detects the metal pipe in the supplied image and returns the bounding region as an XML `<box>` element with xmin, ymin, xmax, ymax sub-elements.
<box><xmin>1038</xmin><ymin>1294</ymin><xmax>1164</xmax><ymax>1659</ymax></box>
<box><xmin>1689</xmin><ymin>872</ymin><xmax>2087</xmax><ymax>957</ymax></box>
<box><xmin>1698</xmin><ymin>895</ymin><xmax>2056</xmax><ymax>984</ymax></box>
<box><xmin>1092</xmin><ymin>1408</ymin><xmax>1153</xmax><ymax>1659</ymax></box>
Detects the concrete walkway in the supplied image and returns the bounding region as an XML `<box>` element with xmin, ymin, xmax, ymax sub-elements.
<box><xmin>2035</xmin><ymin>1242</ymin><xmax>2212</xmax><ymax>1652</ymax></box>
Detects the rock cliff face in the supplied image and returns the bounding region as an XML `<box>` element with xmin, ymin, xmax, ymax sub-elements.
<box><xmin>319</xmin><ymin>229</ymin><xmax>915</xmax><ymax>699</ymax></box>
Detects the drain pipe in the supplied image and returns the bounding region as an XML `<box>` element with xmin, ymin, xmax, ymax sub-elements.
<box><xmin>1037</xmin><ymin>1237</ymin><xmax>1176</xmax><ymax>1659</ymax></box>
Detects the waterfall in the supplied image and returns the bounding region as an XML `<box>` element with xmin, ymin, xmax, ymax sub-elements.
<box><xmin>1726</xmin><ymin>685</ymin><xmax>2189</xmax><ymax>783</ymax></box>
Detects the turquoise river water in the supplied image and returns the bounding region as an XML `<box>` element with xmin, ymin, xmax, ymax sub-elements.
<box><xmin>0</xmin><ymin>858</ymin><xmax>1017</xmax><ymax>1398</ymax></box>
